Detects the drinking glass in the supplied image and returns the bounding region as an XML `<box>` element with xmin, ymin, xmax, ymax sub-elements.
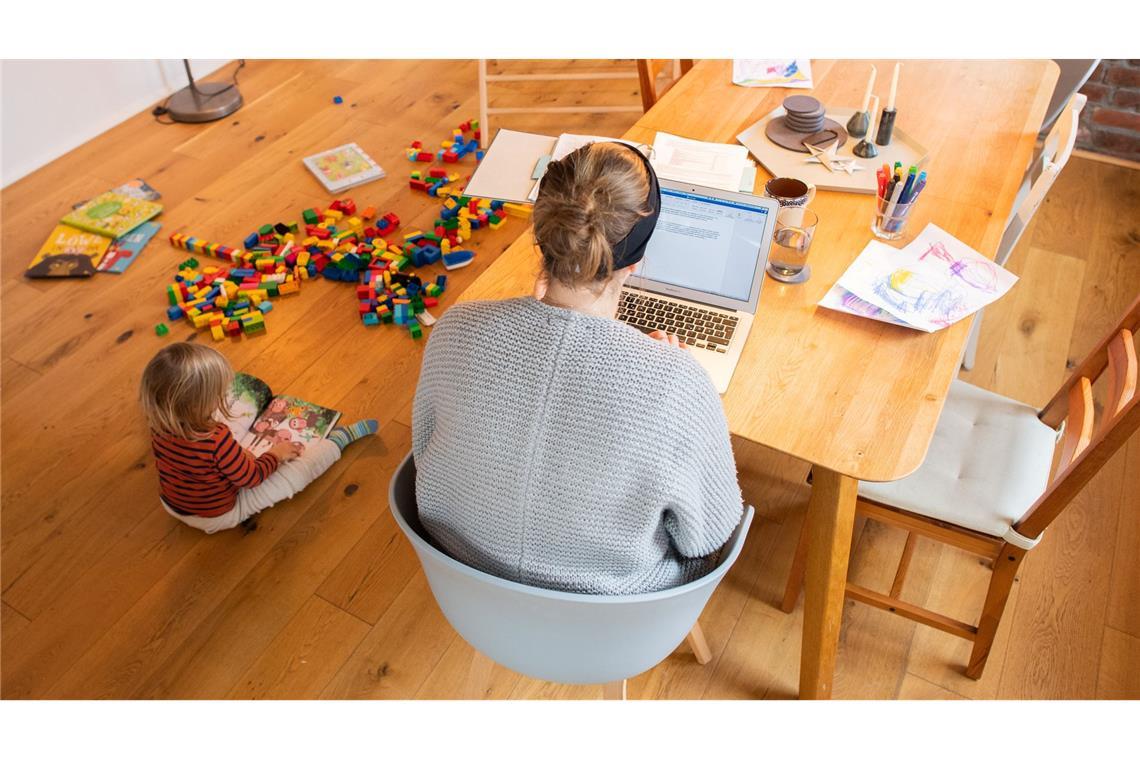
<box><xmin>766</xmin><ymin>207</ymin><xmax>818</xmax><ymax>284</ymax></box>
<box><xmin>871</xmin><ymin>193</ymin><xmax>917</xmax><ymax>240</ymax></box>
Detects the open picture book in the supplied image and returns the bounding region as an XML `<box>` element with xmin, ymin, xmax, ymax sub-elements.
<box><xmin>225</xmin><ymin>373</ymin><xmax>341</xmax><ymax>456</ymax></box>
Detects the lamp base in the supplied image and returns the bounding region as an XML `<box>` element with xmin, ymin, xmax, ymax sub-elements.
<box><xmin>166</xmin><ymin>81</ymin><xmax>243</xmax><ymax>123</ymax></box>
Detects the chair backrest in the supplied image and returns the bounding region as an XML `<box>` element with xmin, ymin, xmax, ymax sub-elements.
<box><xmin>995</xmin><ymin>92</ymin><xmax>1087</xmax><ymax>265</ymax></box>
<box><xmin>1016</xmin><ymin>294</ymin><xmax>1140</xmax><ymax>540</ymax></box>
<box><xmin>636</xmin><ymin>59</ymin><xmax>694</xmax><ymax>112</ymax></box>
<box><xmin>389</xmin><ymin>451</ymin><xmax>754</xmax><ymax>685</ymax></box>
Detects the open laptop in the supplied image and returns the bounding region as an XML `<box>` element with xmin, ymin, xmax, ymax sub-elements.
<box><xmin>617</xmin><ymin>179</ymin><xmax>779</xmax><ymax>393</ymax></box>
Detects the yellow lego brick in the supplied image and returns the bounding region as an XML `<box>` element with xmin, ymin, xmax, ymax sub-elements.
<box><xmin>297</xmin><ymin>250</ymin><xmax>310</xmax><ymax>266</ymax></box>
<box><xmin>211</xmin><ymin>325</ymin><xmax>225</xmax><ymax>341</ymax></box>
<box><xmin>402</xmin><ymin>230</ymin><xmax>423</xmax><ymax>240</ymax></box>
<box><xmin>324</xmin><ymin>209</ymin><xmax>344</xmax><ymax>222</ymax></box>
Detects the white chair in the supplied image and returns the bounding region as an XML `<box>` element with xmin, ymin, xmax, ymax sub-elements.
<box><xmin>784</xmin><ymin>294</ymin><xmax>1140</xmax><ymax>679</ymax></box>
<box><xmin>961</xmin><ymin>92</ymin><xmax>1087</xmax><ymax>370</ymax></box>
<box><xmin>389</xmin><ymin>451</ymin><xmax>754</xmax><ymax>699</ymax></box>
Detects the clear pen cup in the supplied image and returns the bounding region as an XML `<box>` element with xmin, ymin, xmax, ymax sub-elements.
<box><xmin>871</xmin><ymin>192</ymin><xmax>918</xmax><ymax>241</ymax></box>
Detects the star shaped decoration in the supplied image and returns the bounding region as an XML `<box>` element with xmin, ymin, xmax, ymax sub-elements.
<box><xmin>803</xmin><ymin>139</ymin><xmax>864</xmax><ymax>175</ymax></box>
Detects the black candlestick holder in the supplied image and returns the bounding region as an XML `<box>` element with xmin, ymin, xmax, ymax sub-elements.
<box><xmin>876</xmin><ymin>108</ymin><xmax>897</xmax><ymax>146</ymax></box>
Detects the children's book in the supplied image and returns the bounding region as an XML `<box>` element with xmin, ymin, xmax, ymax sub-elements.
<box><xmin>96</xmin><ymin>221</ymin><xmax>162</xmax><ymax>274</ymax></box>
<box><xmin>72</xmin><ymin>178</ymin><xmax>162</xmax><ymax>209</ymax></box>
<box><xmin>60</xmin><ymin>191</ymin><xmax>163</xmax><ymax>239</ymax></box>
<box><xmin>225</xmin><ymin>373</ymin><xmax>341</xmax><ymax>456</ymax></box>
<box><xmin>26</xmin><ymin>224</ymin><xmax>111</xmax><ymax>278</ymax></box>
<box><xmin>302</xmin><ymin>142</ymin><xmax>386</xmax><ymax>193</ymax></box>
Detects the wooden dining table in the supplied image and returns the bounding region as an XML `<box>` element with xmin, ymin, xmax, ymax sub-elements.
<box><xmin>457</xmin><ymin>59</ymin><xmax>1059</xmax><ymax>698</ymax></box>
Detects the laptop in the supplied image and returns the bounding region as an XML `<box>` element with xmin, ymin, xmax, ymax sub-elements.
<box><xmin>617</xmin><ymin>179</ymin><xmax>779</xmax><ymax>393</ymax></box>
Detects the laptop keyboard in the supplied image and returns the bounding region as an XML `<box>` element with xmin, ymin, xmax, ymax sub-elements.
<box><xmin>617</xmin><ymin>290</ymin><xmax>738</xmax><ymax>353</ymax></box>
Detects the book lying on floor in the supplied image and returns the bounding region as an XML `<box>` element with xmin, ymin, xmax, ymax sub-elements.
<box><xmin>26</xmin><ymin>224</ymin><xmax>111</xmax><ymax>278</ymax></box>
<box><xmin>60</xmin><ymin>191</ymin><xmax>163</xmax><ymax>238</ymax></box>
<box><xmin>96</xmin><ymin>221</ymin><xmax>162</xmax><ymax>274</ymax></box>
<box><xmin>302</xmin><ymin>142</ymin><xmax>386</xmax><ymax>193</ymax></box>
<box><xmin>225</xmin><ymin>373</ymin><xmax>341</xmax><ymax>456</ymax></box>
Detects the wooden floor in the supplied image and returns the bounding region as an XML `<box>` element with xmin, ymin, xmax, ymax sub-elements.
<box><xmin>2</xmin><ymin>60</ymin><xmax>1138</xmax><ymax>700</ymax></box>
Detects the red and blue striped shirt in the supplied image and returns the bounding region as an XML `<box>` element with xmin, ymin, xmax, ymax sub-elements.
<box><xmin>152</xmin><ymin>424</ymin><xmax>279</xmax><ymax>517</ymax></box>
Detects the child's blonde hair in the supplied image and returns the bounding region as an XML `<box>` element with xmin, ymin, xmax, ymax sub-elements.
<box><xmin>140</xmin><ymin>343</ymin><xmax>234</xmax><ymax>440</ymax></box>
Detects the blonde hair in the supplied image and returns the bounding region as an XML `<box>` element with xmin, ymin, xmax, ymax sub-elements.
<box><xmin>533</xmin><ymin>142</ymin><xmax>651</xmax><ymax>289</ymax></box>
<box><xmin>140</xmin><ymin>343</ymin><xmax>234</xmax><ymax>440</ymax></box>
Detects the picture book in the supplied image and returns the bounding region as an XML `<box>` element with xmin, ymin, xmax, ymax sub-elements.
<box><xmin>26</xmin><ymin>224</ymin><xmax>111</xmax><ymax>278</ymax></box>
<box><xmin>225</xmin><ymin>373</ymin><xmax>341</xmax><ymax>456</ymax></box>
<box><xmin>302</xmin><ymin>142</ymin><xmax>386</xmax><ymax>193</ymax></box>
<box><xmin>96</xmin><ymin>221</ymin><xmax>162</xmax><ymax>274</ymax></box>
<box><xmin>72</xmin><ymin>178</ymin><xmax>162</xmax><ymax>209</ymax></box>
<box><xmin>60</xmin><ymin>191</ymin><xmax>163</xmax><ymax>239</ymax></box>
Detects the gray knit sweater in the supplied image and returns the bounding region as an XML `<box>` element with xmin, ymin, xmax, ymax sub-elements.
<box><xmin>412</xmin><ymin>297</ymin><xmax>744</xmax><ymax>595</ymax></box>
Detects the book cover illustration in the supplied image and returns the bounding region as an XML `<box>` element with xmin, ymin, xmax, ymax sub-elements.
<box><xmin>60</xmin><ymin>191</ymin><xmax>163</xmax><ymax>239</ymax></box>
<box><xmin>72</xmin><ymin>178</ymin><xmax>162</xmax><ymax>209</ymax></box>
<box><xmin>26</xmin><ymin>224</ymin><xmax>112</xmax><ymax>278</ymax></box>
<box><xmin>226</xmin><ymin>373</ymin><xmax>341</xmax><ymax>457</ymax></box>
<box><xmin>96</xmin><ymin>221</ymin><xmax>162</xmax><ymax>274</ymax></box>
<box><xmin>302</xmin><ymin>142</ymin><xmax>386</xmax><ymax>193</ymax></box>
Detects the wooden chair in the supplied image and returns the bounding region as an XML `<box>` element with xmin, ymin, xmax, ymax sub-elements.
<box><xmin>477</xmin><ymin>60</ymin><xmax>694</xmax><ymax>148</ymax></box>
<box><xmin>961</xmin><ymin>93</ymin><xmax>1087</xmax><ymax>370</ymax></box>
<box><xmin>783</xmin><ymin>293</ymin><xmax>1140</xmax><ymax>679</ymax></box>
<box><xmin>636</xmin><ymin>59</ymin><xmax>694</xmax><ymax>111</ymax></box>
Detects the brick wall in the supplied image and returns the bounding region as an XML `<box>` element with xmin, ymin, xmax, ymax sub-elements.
<box><xmin>1077</xmin><ymin>59</ymin><xmax>1140</xmax><ymax>163</ymax></box>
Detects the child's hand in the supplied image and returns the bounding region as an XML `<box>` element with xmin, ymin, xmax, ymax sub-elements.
<box><xmin>268</xmin><ymin>441</ymin><xmax>303</xmax><ymax>462</ymax></box>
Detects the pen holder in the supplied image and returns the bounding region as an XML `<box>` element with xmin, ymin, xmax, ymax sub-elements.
<box><xmin>871</xmin><ymin>190</ymin><xmax>918</xmax><ymax>240</ymax></box>
<box><xmin>875</xmin><ymin>108</ymin><xmax>897</xmax><ymax>146</ymax></box>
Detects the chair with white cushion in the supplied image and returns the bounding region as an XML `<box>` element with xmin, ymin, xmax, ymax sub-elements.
<box><xmin>390</xmin><ymin>451</ymin><xmax>754</xmax><ymax>699</ymax></box>
<box><xmin>961</xmin><ymin>92</ymin><xmax>1087</xmax><ymax>370</ymax></box>
<box><xmin>784</xmin><ymin>294</ymin><xmax>1139</xmax><ymax>679</ymax></box>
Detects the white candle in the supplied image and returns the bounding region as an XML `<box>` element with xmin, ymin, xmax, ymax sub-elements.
<box><xmin>887</xmin><ymin>63</ymin><xmax>900</xmax><ymax>111</ymax></box>
<box><xmin>867</xmin><ymin>95</ymin><xmax>880</xmax><ymax>136</ymax></box>
<box><xmin>861</xmin><ymin>64</ymin><xmax>877</xmax><ymax>113</ymax></box>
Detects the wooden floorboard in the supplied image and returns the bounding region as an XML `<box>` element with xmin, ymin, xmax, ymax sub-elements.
<box><xmin>2</xmin><ymin>59</ymin><xmax>1138</xmax><ymax>699</ymax></box>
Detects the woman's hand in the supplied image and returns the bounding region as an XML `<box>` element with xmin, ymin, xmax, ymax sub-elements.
<box><xmin>647</xmin><ymin>330</ymin><xmax>686</xmax><ymax>350</ymax></box>
<box><xmin>268</xmin><ymin>441</ymin><xmax>304</xmax><ymax>462</ymax></box>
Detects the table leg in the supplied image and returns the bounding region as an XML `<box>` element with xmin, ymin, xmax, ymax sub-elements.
<box><xmin>799</xmin><ymin>466</ymin><xmax>859</xmax><ymax>699</ymax></box>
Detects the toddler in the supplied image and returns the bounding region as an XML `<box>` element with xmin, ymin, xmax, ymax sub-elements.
<box><xmin>140</xmin><ymin>343</ymin><xmax>377</xmax><ymax>533</ymax></box>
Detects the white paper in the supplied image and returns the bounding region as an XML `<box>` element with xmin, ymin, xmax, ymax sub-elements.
<box><xmin>464</xmin><ymin>129</ymin><xmax>557</xmax><ymax>204</ymax></box>
<box><xmin>524</xmin><ymin>133</ymin><xmax>645</xmax><ymax>201</ymax></box>
<box><xmin>732</xmin><ymin>59</ymin><xmax>813</xmax><ymax>89</ymax></box>
<box><xmin>822</xmin><ymin>224</ymin><xmax>1019</xmax><ymax>332</ymax></box>
<box><xmin>651</xmin><ymin>131</ymin><xmax>755</xmax><ymax>193</ymax></box>
<box><xmin>818</xmin><ymin>284</ymin><xmax>911</xmax><ymax>326</ymax></box>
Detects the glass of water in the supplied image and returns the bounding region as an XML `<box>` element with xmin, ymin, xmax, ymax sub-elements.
<box><xmin>766</xmin><ymin>207</ymin><xmax>818</xmax><ymax>284</ymax></box>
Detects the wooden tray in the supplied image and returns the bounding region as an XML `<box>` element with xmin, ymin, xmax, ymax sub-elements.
<box><xmin>738</xmin><ymin>105</ymin><xmax>929</xmax><ymax>195</ymax></box>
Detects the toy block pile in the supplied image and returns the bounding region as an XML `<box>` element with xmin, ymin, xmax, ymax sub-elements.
<box><xmin>161</xmin><ymin>253</ymin><xmax>299</xmax><ymax>341</ymax></box>
<box><xmin>406</xmin><ymin>119</ymin><xmax>483</xmax><ymax>165</ymax></box>
<box><xmin>356</xmin><ymin>270</ymin><xmax>449</xmax><ymax>339</ymax></box>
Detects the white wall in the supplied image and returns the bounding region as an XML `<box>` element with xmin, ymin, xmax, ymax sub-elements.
<box><xmin>1</xmin><ymin>59</ymin><xmax>231</xmax><ymax>187</ymax></box>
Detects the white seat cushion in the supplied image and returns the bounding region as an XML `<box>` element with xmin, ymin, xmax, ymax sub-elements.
<box><xmin>859</xmin><ymin>380</ymin><xmax>1058</xmax><ymax>538</ymax></box>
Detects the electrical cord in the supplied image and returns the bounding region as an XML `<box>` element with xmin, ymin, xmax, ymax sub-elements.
<box><xmin>152</xmin><ymin>59</ymin><xmax>246</xmax><ymax>124</ymax></box>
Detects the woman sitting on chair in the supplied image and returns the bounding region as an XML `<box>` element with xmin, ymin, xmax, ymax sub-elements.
<box><xmin>412</xmin><ymin>141</ymin><xmax>743</xmax><ymax>594</ymax></box>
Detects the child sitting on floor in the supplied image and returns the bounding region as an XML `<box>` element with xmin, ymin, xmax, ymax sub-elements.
<box><xmin>140</xmin><ymin>343</ymin><xmax>377</xmax><ymax>534</ymax></box>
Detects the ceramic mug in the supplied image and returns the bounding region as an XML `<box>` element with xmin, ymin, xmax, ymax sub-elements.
<box><xmin>763</xmin><ymin>177</ymin><xmax>816</xmax><ymax>208</ymax></box>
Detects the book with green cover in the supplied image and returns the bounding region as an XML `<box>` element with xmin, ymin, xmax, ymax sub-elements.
<box><xmin>60</xmin><ymin>191</ymin><xmax>163</xmax><ymax>239</ymax></box>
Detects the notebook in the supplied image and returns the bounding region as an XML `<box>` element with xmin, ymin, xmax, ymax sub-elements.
<box><xmin>302</xmin><ymin>142</ymin><xmax>386</xmax><ymax>193</ymax></box>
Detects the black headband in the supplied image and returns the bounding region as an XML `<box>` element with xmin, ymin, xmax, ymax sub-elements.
<box><xmin>608</xmin><ymin>142</ymin><xmax>661</xmax><ymax>270</ymax></box>
<box><xmin>536</xmin><ymin>141</ymin><xmax>661</xmax><ymax>272</ymax></box>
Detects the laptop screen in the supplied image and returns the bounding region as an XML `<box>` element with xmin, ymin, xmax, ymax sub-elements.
<box><xmin>633</xmin><ymin>187</ymin><xmax>772</xmax><ymax>304</ymax></box>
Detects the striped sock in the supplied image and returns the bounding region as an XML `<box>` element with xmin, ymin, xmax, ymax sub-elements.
<box><xmin>328</xmin><ymin>419</ymin><xmax>379</xmax><ymax>451</ymax></box>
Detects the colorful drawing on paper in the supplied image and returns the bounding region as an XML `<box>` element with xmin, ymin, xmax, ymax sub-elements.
<box><xmin>822</xmin><ymin>223</ymin><xmax>1019</xmax><ymax>333</ymax></box>
<box><xmin>732</xmin><ymin>59</ymin><xmax>814</xmax><ymax>89</ymax></box>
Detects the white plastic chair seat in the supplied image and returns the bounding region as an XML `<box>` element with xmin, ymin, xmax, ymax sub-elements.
<box><xmin>859</xmin><ymin>380</ymin><xmax>1056</xmax><ymax>539</ymax></box>
<box><xmin>389</xmin><ymin>452</ymin><xmax>754</xmax><ymax>685</ymax></box>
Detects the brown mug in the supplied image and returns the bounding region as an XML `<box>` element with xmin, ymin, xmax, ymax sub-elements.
<box><xmin>763</xmin><ymin>177</ymin><xmax>816</xmax><ymax>208</ymax></box>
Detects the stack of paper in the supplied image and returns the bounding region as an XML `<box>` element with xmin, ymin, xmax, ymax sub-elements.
<box><xmin>819</xmin><ymin>223</ymin><xmax>1018</xmax><ymax>332</ymax></box>
<box><xmin>651</xmin><ymin>132</ymin><xmax>757</xmax><ymax>193</ymax></box>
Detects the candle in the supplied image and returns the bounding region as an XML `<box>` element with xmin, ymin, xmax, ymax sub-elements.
<box><xmin>867</xmin><ymin>95</ymin><xmax>880</xmax><ymax>136</ymax></box>
<box><xmin>860</xmin><ymin>64</ymin><xmax>877</xmax><ymax>113</ymax></box>
<box><xmin>887</xmin><ymin>62</ymin><xmax>900</xmax><ymax>110</ymax></box>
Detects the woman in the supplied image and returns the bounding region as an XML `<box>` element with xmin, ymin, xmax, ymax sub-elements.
<box><xmin>412</xmin><ymin>141</ymin><xmax>743</xmax><ymax>594</ymax></box>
